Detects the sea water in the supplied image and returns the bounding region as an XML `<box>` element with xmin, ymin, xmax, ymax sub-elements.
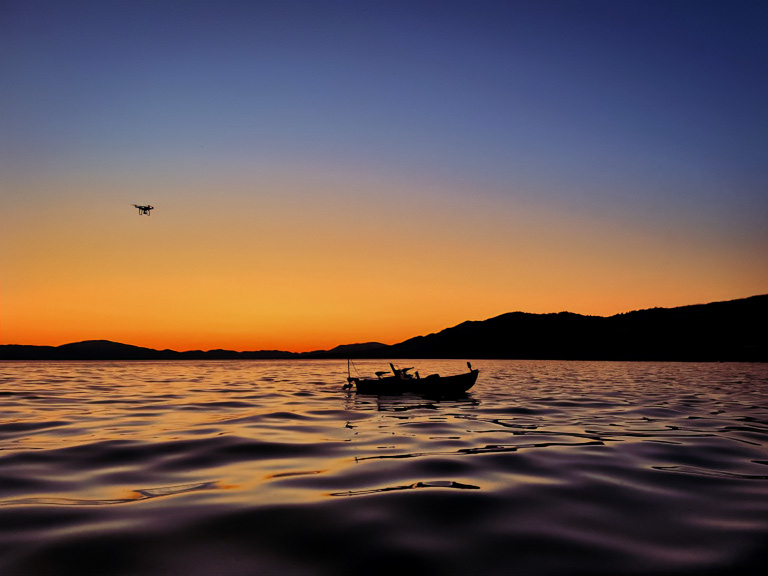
<box><xmin>0</xmin><ymin>360</ymin><xmax>766</xmax><ymax>575</ymax></box>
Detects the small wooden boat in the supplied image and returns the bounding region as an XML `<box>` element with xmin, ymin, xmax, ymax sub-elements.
<box><xmin>345</xmin><ymin>362</ymin><xmax>479</xmax><ymax>395</ymax></box>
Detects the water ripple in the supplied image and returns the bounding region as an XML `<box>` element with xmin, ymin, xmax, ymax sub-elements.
<box><xmin>2</xmin><ymin>481</ymin><xmax>221</xmax><ymax>507</ymax></box>
<box><xmin>0</xmin><ymin>360</ymin><xmax>766</xmax><ymax>576</ymax></box>
<box><xmin>330</xmin><ymin>480</ymin><xmax>481</xmax><ymax>497</ymax></box>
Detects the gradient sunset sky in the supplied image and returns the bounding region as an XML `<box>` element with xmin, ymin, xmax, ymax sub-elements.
<box><xmin>1</xmin><ymin>0</ymin><xmax>766</xmax><ymax>352</ymax></box>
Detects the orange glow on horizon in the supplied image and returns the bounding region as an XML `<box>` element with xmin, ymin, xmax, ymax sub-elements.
<box><xmin>2</xmin><ymin>171</ymin><xmax>765</xmax><ymax>352</ymax></box>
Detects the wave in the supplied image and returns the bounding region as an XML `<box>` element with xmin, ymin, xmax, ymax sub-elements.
<box><xmin>0</xmin><ymin>360</ymin><xmax>767</xmax><ymax>575</ymax></box>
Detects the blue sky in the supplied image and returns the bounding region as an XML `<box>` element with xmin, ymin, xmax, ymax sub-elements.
<box><xmin>5</xmin><ymin>1</ymin><xmax>765</xmax><ymax>182</ymax></box>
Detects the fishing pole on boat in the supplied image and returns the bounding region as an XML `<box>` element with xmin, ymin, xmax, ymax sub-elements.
<box><xmin>344</xmin><ymin>358</ymin><xmax>360</xmax><ymax>390</ymax></box>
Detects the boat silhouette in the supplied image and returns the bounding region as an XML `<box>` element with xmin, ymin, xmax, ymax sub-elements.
<box><xmin>345</xmin><ymin>362</ymin><xmax>478</xmax><ymax>395</ymax></box>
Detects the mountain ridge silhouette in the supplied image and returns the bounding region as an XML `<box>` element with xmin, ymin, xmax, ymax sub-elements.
<box><xmin>2</xmin><ymin>294</ymin><xmax>765</xmax><ymax>361</ymax></box>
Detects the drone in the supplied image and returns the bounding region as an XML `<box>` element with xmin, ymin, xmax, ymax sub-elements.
<box><xmin>133</xmin><ymin>204</ymin><xmax>154</xmax><ymax>215</ymax></box>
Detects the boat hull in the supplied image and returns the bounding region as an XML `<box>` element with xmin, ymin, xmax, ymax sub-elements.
<box><xmin>351</xmin><ymin>369</ymin><xmax>479</xmax><ymax>396</ymax></box>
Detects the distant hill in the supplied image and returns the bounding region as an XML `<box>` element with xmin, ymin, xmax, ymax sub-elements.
<box><xmin>58</xmin><ymin>340</ymin><xmax>167</xmax><ymax>359</ymax></box>
<box><xmin>0</xmin><ymin>340</ymin><xmax>300</xmax><ymax>361</ymax></box>
<box><xmin>377</xmin><ymin>294</ymin><xmax>768</xmax><ymax>361</ymax></box>
<box><xmin>324</xmin><ymin>342</ymin><xmax>389</xmax><ymax>356</ymax></box>
<box><xmin>0</xmin><ymin>340</ymin><xmax>170</xmax><ymax>361</ymax></box>
<box><xmin>1</xmin><ymin>295</ymin><xmax>766</xmax><ymax>361</ymax></box>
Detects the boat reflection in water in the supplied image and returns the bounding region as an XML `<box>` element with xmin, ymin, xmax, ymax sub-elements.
<box><xmin>345</xmin><ymin>361</ymin><xmax>479</xmax><ymax>395</ymax></box>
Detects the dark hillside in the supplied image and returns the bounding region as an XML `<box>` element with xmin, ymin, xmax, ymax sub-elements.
<box><xmin>2</xmin><ymin>295</ymin><xmax>765</xmax><ymax>361</ymax></box>
<box><xmin>378</xmin><ymin>295</ymin><xmax>768</xmax><ymax>361</ymax></box>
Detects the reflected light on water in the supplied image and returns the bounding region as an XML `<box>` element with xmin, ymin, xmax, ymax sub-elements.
<box><xmin>1</xmin><ymin>360</ymin><xmax>767</xmax><ymax>575</ymax></box>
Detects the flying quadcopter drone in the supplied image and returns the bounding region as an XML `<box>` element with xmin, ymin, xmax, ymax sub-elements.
<box><xmin>133</xmin><ymin>204</ymin><xmax>154</xmax><ymax>215</ymax></box>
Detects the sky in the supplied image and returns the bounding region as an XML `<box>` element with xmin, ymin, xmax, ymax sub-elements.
<box><xmin>1</xmin><ymin>0</ymin><xmax>766</xmax><ymax>352</ymax></box>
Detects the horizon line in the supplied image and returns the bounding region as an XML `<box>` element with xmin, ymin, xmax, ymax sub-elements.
<box><xmin>3</xmin><ymin>293</ymin><xmax>765</xmax><ymax>353</ymax></box>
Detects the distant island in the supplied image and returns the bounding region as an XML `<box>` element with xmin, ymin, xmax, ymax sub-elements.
<box><xmin>2</xmin><ymin>295</ymin><xmax>766</xmax><ymax>362</ymax></box>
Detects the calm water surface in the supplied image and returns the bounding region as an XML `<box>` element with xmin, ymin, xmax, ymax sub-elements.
<box><xmin>1</xmin><ymin>360</ymin><xmax>767</xmax><ymax>575</ymax></box>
